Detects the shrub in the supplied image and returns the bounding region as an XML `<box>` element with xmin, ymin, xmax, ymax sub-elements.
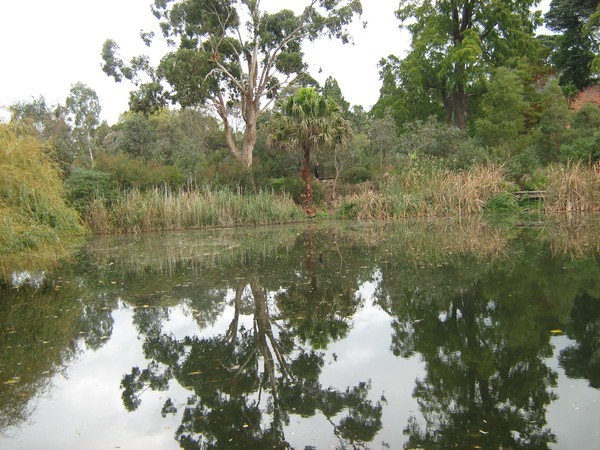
<box><xmin>484</xmin><ymin>192</ymin><xmax>519</xmax><ymax>212</ymax></box>
<box><xmin>65</xmin><ymin>168</ymin><xmax>118</xmax><ymax>213</ymax></box>
<box><xmin>342</xmin><ymin>166</ymin><xmax>372</xmax><ymax>184</ymax></box>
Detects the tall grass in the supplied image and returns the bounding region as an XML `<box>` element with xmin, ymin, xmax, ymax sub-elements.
<box><xmin>84</xmin><ymin>185</ymin><xmax>306</xmax><ymax>234</ymax></box>
<box><xmin>342</xmin><ymin>165</ymin><xmax>507</xmax><ymax>219</ymax></box>
<box><xmin>0</xmin><ymin>125</ymin><xmax>85</xmax><ymax>275</ymax></box>
<box><xmin>545</xmin><ymin>161</ymin><xmax>600</xmax><ymax>212</ymax></box>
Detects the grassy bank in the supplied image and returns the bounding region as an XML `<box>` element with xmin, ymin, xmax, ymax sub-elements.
<box><xmin>83</xmin><ymin>186</ymin><xmax>306</xmax><ymax>234</ymax></box>
<box><xmin>339</xmin><ymin>165</ymin><xmax>509</xmax><ymax>219</ymax></box>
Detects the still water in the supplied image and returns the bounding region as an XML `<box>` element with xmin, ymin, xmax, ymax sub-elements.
<box><xmin>1</xmin><ymin>218</ymin><xmax>600</xmax><ymax>450</ymax></box>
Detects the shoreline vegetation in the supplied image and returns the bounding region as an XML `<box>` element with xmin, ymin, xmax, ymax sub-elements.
<box><xmin>78</xmin><ymin>161</ymin><xmax>600</xmax><ymax>235</ymax></box>
<box><xmin>2</xmin><ymin>130</ymin><xmax>599</xmax><ymax>264</ymax></box>
<box><xmin>1</xmin><ymin>168</ymin><xmax>599</xmax><ymax>278</ymax></box>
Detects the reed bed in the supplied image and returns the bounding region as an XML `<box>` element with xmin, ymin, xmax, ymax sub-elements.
<box><xmin>84</xmin><ymin>186</ymin><xmax>306</xmax><ymax>234</ymax></box>
<box><xmin>545</xmin><ymin>162</ymin><xmax>600</xmax><ymax>212</ymax></box>
<box><xmin>344</xmin><ymin>165</ymin><xmax>506</xmax><ymax>219</ymax></box>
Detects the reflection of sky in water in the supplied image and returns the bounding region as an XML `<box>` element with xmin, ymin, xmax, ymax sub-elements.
<box><xmin>3</xmin><ymin>307</ymin><xmax>600</xmax><ymax>449</ymax></box>
<box><xmin>2</xmin><ymin>279</ymin><xmax>425</xmax><ymax>449</ymax></box>
<box><xmin>3</xmin><ymin>291</ymin><xmax>600</xmax><ymax>449</ymax></box>
<box><xmin>3</xmin><ymin>307</ymin><xmax>184</xmax><ymax>450</ymax></box>
<box><xmin>547</xmin><ymin>336</ymin><xmax>600</xmax><ymax>450</ymax></box>
<box><xmin>3</xmin><ymin>222</ymin><xmax>600</xmax><ymax>450</ymax></box>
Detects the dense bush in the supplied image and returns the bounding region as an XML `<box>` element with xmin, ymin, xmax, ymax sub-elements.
<box><xmin>342</xmin><ymin>166</ymin><xmax>372</xmax><ymax>183</ymax></box>
<box><xmin>95</xmin><ymin>152</ymin><xmax>185</xmax><ymax>189</ymax></box>
<box><xmin>0</xmin><ymin>124</ymin><xmax>84</xmax><ymax>269</ymax></box>
<box><xmin>65</xmin><ymin>168</ymin><xmax>118</xmax><ymax>213</ymax></box>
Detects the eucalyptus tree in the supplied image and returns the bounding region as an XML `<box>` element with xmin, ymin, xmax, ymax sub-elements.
<box><xmin>65</xmin><ymin>82</ymin><xmax>101</xmax><ymax>167</ymax></box>
<box><xmin>101</xmin><ymin>0</ymin><xmax>363</xmax><ymax>168</ymax></box>
<box><xmin>8</xmin><ymin>97</ymin><xmax>73</xmax><ymax>173</ymax></box>
<box><xmin>268</xmin><ymin>87</ymin><xmax>352</xmax><ymax>208</ymax></box>
<box><xmin>394</xmin><ymin>0</ymin><xmax>542</xmax><ymax>129</ymax></box>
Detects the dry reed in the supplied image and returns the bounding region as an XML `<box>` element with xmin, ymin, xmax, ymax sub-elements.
<box><xmin>545</xmin><ymin>161</ymin><xmax>600</xmax><ymax>213</ymax></box>
<box><xmin>344</xmin><ymin>165</ymin><xmax>506</xmax><ymax>219</ymax></box>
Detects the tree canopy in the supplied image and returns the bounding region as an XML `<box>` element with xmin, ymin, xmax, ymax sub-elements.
<box><xmin>102</xmin><ymin>0</ymin><xmax>363</xmax><ymax>167</ymax></box>
<box><xmin>544</xmin><ymin>0</ymin><xmax>600</xmax><ymax>89</ymax></box>
<box><xmin>391</xmin><ymin>0</ymin><xmax>542</xmax><ymax>129</ymax></box>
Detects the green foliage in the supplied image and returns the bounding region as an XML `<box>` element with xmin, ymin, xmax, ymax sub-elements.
<box><xmin>535</xmin><ymin>79</ymin><xmax>571</xmax><ymax>164</ymax></box>
<box><xmin>0</xmin><ymin>124</ymin><xmax>84</xmax><ymax>266</ymax></box>
<box><xmin>484</xmin><ymin>192</ymin><xmax>520</xmax><ymax>212</ymax></box>
<box><xmin>545</xmin><ymin>0</ymin><xmax>599</xmax><ymax>89</ymax></box>
<box><xmin>8</xmin><ymin>96</ymin><xmax>74</xmax><ymax>175</ymax></box>
<box><xmin>473</xmin><ymin>67</ymin><xmax>529</xmax><ymax>153</ymax></box>
<box><xmin>64</xmin><ymin>168</ymin><xmax>119</xmax><ymax>213</ymax></box>
<box><xmin>95</xmin><ymin>153</ymin><xmax>185</xmax><ymax>190</ymax></box>
<box><xmin>395</xmin><ymin>0</ymin><xmax>541</xmax><ymax>128</ymax></box>
<box><xmin>342</xmin><ymin>166</ymin><xmax>372</xmax><ymax>184</ymax></box>
<box><xmin>560</xmin><ymin>103</ymin><xmax>600</xmax><ymax>163</ymax></box>
<box><xmin>398</xmin><ymin>117</ymin><xmax>489</xmax><ymax>169</ymax></box>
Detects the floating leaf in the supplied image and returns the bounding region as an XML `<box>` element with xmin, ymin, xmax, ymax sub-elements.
<box><xmin>4</xmin><ymin>378</ymin><xmax>20</xmax><ymax>385</ymax></box>
<box><xmin>550</xmin><ymin>329</ymin><xmax>562</xmax><ymax>334</ymax></box>
<box><xmin>188</xmin><ymin>371</ymin><xmax>202</xmax><ymax>376</ymax></box>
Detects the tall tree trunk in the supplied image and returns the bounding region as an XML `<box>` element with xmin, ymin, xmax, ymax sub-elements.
<box><xmin>241</xmin><ymin>108</ymin><xmax>257</xmax><ymax>168</ymax></box>
<box><xmin>441</xmin><ymin>86</ymin><xmax>454</xmax><ymax>124</ymax></box>
<box><xmin>301</xmin><ymin>144</ymin><xmax>312</xmax><ymax>206</ymax></box>
<box><xmin>87</xmin><ymin>131</ymin><xmax>94</xmax><ymax>168</ymax></box>
<box><xmin>453</xmin><ymin>83</ymin><xmax>468</xmax><ymax>130</ymax></box>
<box><xmin>452</xmin><ymin>63</ymin><xmax>468</xmax><ymax>130</ymax></box>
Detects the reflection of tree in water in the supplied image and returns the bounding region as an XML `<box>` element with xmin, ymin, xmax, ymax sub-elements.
<box><xmin>559</xmin><ymin>292</ymin><xmax>600</xmax><ymax>388</ymax></box>
<box><xmin>276</xmin><ymin>230</ymin><xmax>363</xmax><ymax>349</ymax></box>
<box><xmin>121</xmin><ymin>275</ymin><xmax>382</xmax><ymax>449</ymax></box>
<box><xmin>0</xmin><ymin>270</ymin><xmax>117</xmax><ymax>432</ymax></box>
<box><xmin>372</xmin><ymin>234</ymin><xmax>600</xmax><ymax>450</ymax></box>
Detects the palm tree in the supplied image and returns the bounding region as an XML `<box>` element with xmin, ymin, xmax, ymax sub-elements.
<box><xmin>268</xmin><ymin>88</ymin><xmax>351</xmax><ymax>210</ymax></box>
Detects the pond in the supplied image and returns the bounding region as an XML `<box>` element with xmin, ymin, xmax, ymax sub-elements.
<box><xmin>1</xmin><ymin>217</ymin><xmax>600</xmax><ymax>450</ymax></box>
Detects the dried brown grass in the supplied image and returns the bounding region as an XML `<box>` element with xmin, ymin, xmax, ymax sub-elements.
<box><xmin>545</xmin><ymin>161</ymin><xmax>600</xmax><ymax>212</ymax></box>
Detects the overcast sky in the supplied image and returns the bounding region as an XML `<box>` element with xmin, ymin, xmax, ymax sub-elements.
<box><xmin>0</xmin><ymin>0</ymin><xmax>550</xmax><ymax>125</ymax></box>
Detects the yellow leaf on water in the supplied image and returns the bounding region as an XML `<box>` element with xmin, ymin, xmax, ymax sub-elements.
<box><xmin>188</xmin><ymin>371</ymin><xmax>202</xmax><ymax>376</ymax></box>
<box><xmin>4</xmin><ymin>379</ymin><xmax>20</xmax><ymax>385</ymax></box>
<box><xmin>550</xmin><ymin>329</ymin><xmax>562</xmax><ymax>334</ymax></box>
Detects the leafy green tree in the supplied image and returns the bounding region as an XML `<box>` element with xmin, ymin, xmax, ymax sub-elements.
<box><xmin>372</xmin><ymin>54</ymin><xmax>442</xmax><ymax>128</ymax></box>
<box><xmin>535</xmin><ymin>79</ymin><xmax>571</xmax><ymax>163</ymax></box>
<box><xmin>65</xmin><ymin>82</ymin><xmax>101</xmax><ymax>167</ymax></box>
<box><xmin>116</xmin><ymin>112</ymin><xmax>158</xmax><ymax>161</ymax></box>
<box><xmin>268</xmin><ymin>87</ymin><xmax>351</xmax><ymax>208</ymax></box>
<box><xmin>102</xmin><ymin>0</ymin><xmax>363</xmax><ymax>168</ymax></box>
<box><xmin>368</xmin><ymin>110</ymin><xmax>400</xmax><ymax>177</ymax></box>
<box><xmin>545</xmin><ymin>0</ymin><xmax>599</xmax><ymax>89</ymax></box>
<box><xmin>321</xmin><ymin>76</ymin><xmax>350</xmax><ymax>115</ymax></box>
<box><xmin>473</xmin><ymin>67</ymin><xmax>529</xmax><ymax>154</ymax></box>
<box><xmin>395</xmin><ymin>0</ymin><xmax>542</xmax><ymax>129</ymax></box>
<box><xmin>560</xmin><ymin>102</ymin><xmax>600</xmax><ymax>162</ymax></box>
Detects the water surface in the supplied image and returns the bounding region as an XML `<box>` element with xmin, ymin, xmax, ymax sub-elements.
<box><xmin>1</xmin><ymin>218</ymin><xmax>600</xmax><ymax>449</ymax></box>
